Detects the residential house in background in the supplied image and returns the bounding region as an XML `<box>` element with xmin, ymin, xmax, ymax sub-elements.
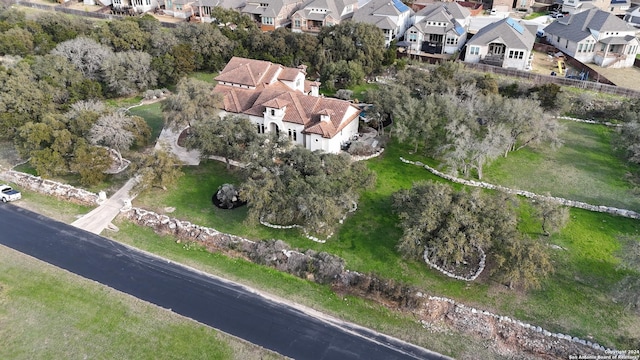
<box><xmin>163</xmin><ymin>0</ymin><xmax>196</xmax><ymax>18</ymax></box>
<box><xmin>112</xmin><ymin>0</ymin><xmax>159</xmax><ymax>13</ymax></box>
<box><xmin>561</xmin><ymin>0</ymin><xmax>631</xmax><ymax>15</ymax></box>
<box><xmin>544</xmin><ymin>8</ymin><xmax>639</xmax><ymax>68</ymax></box>
<box><xmin>623</xmin><ymin>5</ymin><xmax>640</xmax><ymax>27</ymax></box>
<box><xmin>192</xmin><ymin>0</ymin><xmax>245</xmax><ymax>22</ymax></box>
<box><xmin>464</xmin><ymin>17</ymin><xmax>536</xmax><ymax>70</ymax></box>
<box><xmin>213</xmin><ymin>57</ymin><xmax>361</xmax><ymax>154</ymax></box>
<box><xmin>352</xmin><ymin>0</ymin><xmax>414</xmax><ymax>46</ymax></box>
<box><xmin>405</xmin><ymin>2</ymin><xmax>470</xmax><ymax>58</ymax></box>
<box><xmin>291</xmin><ymin>0</ymin><xmax>359</xmax><ymax>33</ymax></box>
<box><xmin>242</xmin><ymin>0</ymin><xmax>304</xmax><ymax>30</ymax></box>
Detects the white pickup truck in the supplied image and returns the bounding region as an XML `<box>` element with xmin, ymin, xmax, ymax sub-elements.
<box><xmin>0</xmin><ymin>184</ymin><xmax>21</xmax><ymax>202</ymax></box>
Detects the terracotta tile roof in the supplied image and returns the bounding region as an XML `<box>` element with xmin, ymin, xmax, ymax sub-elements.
<box><xmin>214</xmin><ymin>57</ymin><xmax>276</xmax><ymax>87</ymax></box>
<box><xmin>278</xmin><ymin>68</ymin><xmax>301</xmax><ymax>81</ymax></box>
<box><xmin>213</xmin><ymin>58</ymin><xmax>360</xmax><ymax>139</ymax></box>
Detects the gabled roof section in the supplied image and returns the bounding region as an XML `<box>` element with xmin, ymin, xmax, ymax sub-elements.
<box><xmin>353</xmin><ymin>0</ymin><xmax>413</xmax><ymax>26</ymax></box>
<box><xmin>293</xmin><ymin>0</ymin><xmax>357</xmax><ymax>20</ymax></box>
<box><xmin>416</xmin><ymin>2</ymin><xmax>470</xmax><ymax>21</ymax></box>
<box><xmin>242</xmin><ymin>0</ymin><xmax>300</xmax><ymax>16</ymax></box>
<box><xmin>215</xmin><ymin>57</ymin><xmax>277</xmax><ymax>88</ymax></box>
<box><xmin>278</xmin><ymin>67</ymin><xmax>301</xmax><ymax>81</ymax></box>
<box><xmin>545</xmin><ymin>8</ymin><xmax>635</xmax><ymax>42</ymax></box>
<box><xmin>467</xmin><ymin>17</ymin><xmax>535</xmax><ymax>49</ymax></box>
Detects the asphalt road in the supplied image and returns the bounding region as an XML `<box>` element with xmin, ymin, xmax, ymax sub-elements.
<box><xmin>0</xmin><ymin>204</ymin><xmax>450</xmax><ymax>360</ymax></box>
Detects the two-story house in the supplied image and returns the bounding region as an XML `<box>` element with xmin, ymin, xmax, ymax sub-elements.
<box><xmin>242</xmin><ymin>0</ymin><xmax>304</xmax><ymax>30</ymax></box>
<box><xmin>464</xmin><ymin>17</ymin><xmax>536</xmax><ymax>70</ymax></box>
<box><xmin>213</xmin><ymin>57</ymin><xmax>361</xmax><ymax>154</ymax></box>
<box><xmin>405</xmin><ymin>2</ymin><xmax>471</xmax><ymax>57</ymax></box>
<box><xmin>544</xmin><ymin>8</ymin><xmax>639</xmax><ymax>68</ymax></box>
<box><xmin>352</xmin><ymin>0</ymin><xmax>414</xmax><ymax>46</ymax></box>
<box><xmin>290</xmin><ymin>0</ymin><xmax>358</xmax><ymax>33</ymax></box>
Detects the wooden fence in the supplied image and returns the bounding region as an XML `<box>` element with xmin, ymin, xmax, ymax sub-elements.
<box><xmin>12</xmin><ymin>0</ymin><xmax>179</xmax><ymax>27</ymax></box>
<box><xmin>462</xmin><ymin>62</ymin><xmax>640</xmax><ymax>97</ymax></box>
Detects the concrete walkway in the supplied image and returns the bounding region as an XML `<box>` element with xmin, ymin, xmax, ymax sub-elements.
<box><xmin>155</xmin><ymin>127</ymin><xmax>201</xmax><ymax>166</ymax></box>
<box><xmin>71</xmin><ymin>178</ymin><xmax>137</xmax><ymax>235</ymax></box>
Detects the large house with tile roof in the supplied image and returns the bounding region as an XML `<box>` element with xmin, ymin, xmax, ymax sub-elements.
<box><xmin>464</xmin><ymin>17</ymin><xmax>536</xmax><ymax>70</ymax></box>
<box><xmin>405</xmin><ymin>2</ymin><xmax>471</xmax><ymax>57</ymax></box>
<box><xmin>544</xmin><ymin>8</ymin><xmax>639</xmax><ymax>68</ymax></box>
<box><xmin>213</xmin><ymin>57</ymin><xmax>361</xmax><ymax>154</ymax></box>
<box><xmin>290</xmin><ymin>0</ymin><xmax>358</xmax><ymax>33</ymax></box>
<box><xmin>352</xmin><ymin>0</ymin><xmax>414</xmax><ymax>46</ymax></box>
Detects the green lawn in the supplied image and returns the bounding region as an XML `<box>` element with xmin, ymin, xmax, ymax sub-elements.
<box><xmin>484</xmin><ymin>120</ymin><xmax>640</xmax><ymax>212</ymax></box>
<box><xmin>523</xmin><ymin>11</ymin><xmax>547</xmax><ymax>19</ymax></box>
<box><xmin>131</xmin><ymin>136</ymin><xmax>640</xmax><ymax>349</ymax></box>
<box><xmin>128</xmin><ymin>102</ymin><xmax>165</xmax><ymax>143</ymax></box>
<box><xmin>0</xmin><ymin>245</ymin><xmax>282</xmax><ymax>360</ymax></box>
<box><xmin>189</xmin><ymin>71</ymin><xmax>218</xmax><ymax>83</ymax></box>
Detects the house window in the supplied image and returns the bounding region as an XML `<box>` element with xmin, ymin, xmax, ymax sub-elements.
<box><xmin>259</xmin><ymin>2</ymin><xmax>268</xmax><ymax>6</ymax></box>
<box><xmin>470</xmin><ymin>46</ymin><xmax>479</xmax><ymax>55</ymax></box>
<box><xmin>145</xmin><ymin>0</ymin><xmax>150</xmax><ymax>5</ymax></box>
<box><xmin>270</xmin><ymin>109</ymin><xmax>275</xmax><ymax>116</ymax></box>
<box><xmin>578</xmin><ymin>43</ymin><xmax>583</xmax><ymax>53</ymax></box>
<box><xmin>409</xmin><ymin>32</ymin><xmax>417</xmax><ymax>42</ymax></box>
<box><xmin>508</xmin><ymin>50</ymin><xmax>524</xmax><ymax>59</ymax></box>
<box><xmin>556</xmin><ymin>36</ymin><xmax>560</xmax><ymax>42</ymax></box>
<box><xmin>446</xmin><ymin>36</ymin><xmax>457</xmax><ymax>45</ymax></box>
<box><xmin>176</xmin><ymin>4</ymin><xmax>182</xmax><ymax>11</ymax></box>
<box><xmin>294</xmin><ymin>19</ymin><xmax>301</xmax><ymax>28</ymax></box>
<box><xmin>288</xmin><ymin>129</ymin><xmax>297</xmax><ymax>141</ymax></box>
<box><xmin>262</xmin><ymin>17</ymin><xmax>274</xmax><ymax>25</ymax></box>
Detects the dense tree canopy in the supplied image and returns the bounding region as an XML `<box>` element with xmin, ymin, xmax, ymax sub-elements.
<box><xmin>185</xmin><ymin>115</ymin><xmax>262</xmax><ymax>169</ymax></box>
<box><xmin>161</xmin><ymin>77</ymin><xmax>221</xmax><ymax>130</ymax></box>
<box><xmin>393</xmin><ymin>181</ymin><xmax>557</xmax><ymax>290</ymax></box>
<box><xmin>393</xmin><ymin>181</ymin><xmax>517</xmax><ymax>266</ymax></box>
<box><xmin>241</xmin><ymin>142</ymin><xmax>376</xmax><ymax>236</ymax></box>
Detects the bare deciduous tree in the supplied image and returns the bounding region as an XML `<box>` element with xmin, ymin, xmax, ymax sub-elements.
<box><xmin>88</xmin><ymin>111</ymin><xmax>137</xmax><ymax>167</ymax></box>
<box><xmin>51</xmin><ymin>37</ymin><xmax>113</xmax><ymax>81</ymax></box>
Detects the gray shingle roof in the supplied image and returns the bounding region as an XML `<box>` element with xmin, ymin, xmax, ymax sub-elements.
<box><xmin>467</xmin><ymin>17</ymin><xmax>536</xmax><ymax>49</ymax></box>
<box><xmin>544</xmin><ymin>8</ymin><xmax>636</xmax><ymax>42</ymax></box>
<box><xmin>292</xmin><ymin>0</ymin><xmax>357</xmax><ymax>21</ymax></box>
<box><xmin>415</xmin><ymin>2</ymin><xmax>470</xmax><ymax>21</ymax></box>
<box><xmin>352</xmin><ymin>0</ymin><xmax>413</xmax><ymax>28</ymax></box>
